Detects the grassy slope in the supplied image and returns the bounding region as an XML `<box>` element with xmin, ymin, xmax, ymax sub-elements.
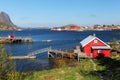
<box><xmin>96</xmin><ymin>54</ymin><xmax>120</xmax><ymax>80</ymax></box>
<box><xmin>23</xmin><ymin>59</ymin><xmax>100</xmax><ymax>80</ymax></box>
<box><xmin>23</xmin><ymin>54</ymin><xmax>120</xmax><ymax>80</ymax></box>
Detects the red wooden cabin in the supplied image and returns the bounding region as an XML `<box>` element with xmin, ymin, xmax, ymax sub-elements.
<box><xmin>80</xmin><ymin>35</ymin><xmax>111</xmax><ymax>58</ymax></box>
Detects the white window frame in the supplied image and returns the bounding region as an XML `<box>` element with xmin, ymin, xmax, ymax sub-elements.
<box><xmin>94</xmin><ymin>40</ymin><xmax>98</xmax><ymax>43</ymax></box>
<box><xmin>98</xmin><ymin>50</ymin><xmax>102</xmax><ymax>53</ymax></box>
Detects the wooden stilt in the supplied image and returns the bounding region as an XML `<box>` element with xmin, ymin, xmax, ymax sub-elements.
<box><xmin>49</xmin><ymin>53</ymin><xmax>54</xmax><ymax>58</ymax></box>
<box><xmin>48</xmin><ymin>51</ymin><xmax>50</xmax><ymax>58</ymax></box>
<box><xmin>78</xmin><ymin>54</ymin><xmax>79</xmax><ymax>62</ymax></box>
<box><xmin>61</xmin><ymin>53</ymin><xmax>63</xmax><ymax>58</ymax></box>
<box><xmin>47</xmin><ymin>48</ymin><xmax>87</xmax><ymax>60</ymax></box>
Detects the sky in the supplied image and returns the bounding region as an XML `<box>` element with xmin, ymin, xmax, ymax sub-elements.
<box><xmin>0</xmin><ymin>0</ymin><xmax>120</xmax><ymax>28</ymax></box>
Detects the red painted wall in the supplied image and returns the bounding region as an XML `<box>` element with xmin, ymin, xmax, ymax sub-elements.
<box><xmin>83</xmin><ymin>38</ymin><xmax>106</xmax><ymax>57</ymax></box>
<box><xmin>84</xmin><ymin>45</ymin><xmax>91</xmax><ymax>56</ymax></box>
<box><xmin>102</xmin><ymin>50</ymin><xmax>110</xmax><ymax>57</ymax></box>
<box><xmin>92</xmin><ymin>49</ymin><xmax>110</xmax><ymax>58</ymax></box>
<box><xmin>92</xmin><ymin>49</ymin><xmax>98</xmax><ymax>58</ymax></box>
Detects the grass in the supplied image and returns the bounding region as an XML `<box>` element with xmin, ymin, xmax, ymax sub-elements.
<box><xmin>96</xmin><ymin>57</ymin><xmax>120</xmax><ymax>80</ymax></box>
<box><xmin>93</xmin><ymin>50</ymin><xmax>120</xmax><ymax>80</ymax></box>
<box><xmin>23</xmin><ymin>59</ymin><xmax>100</xmax><ymax>80</ymax></box>
<box><xmin>22</xmin><ymin>46</ymin><xmax>120</xmax><ymax>80</ymax></box>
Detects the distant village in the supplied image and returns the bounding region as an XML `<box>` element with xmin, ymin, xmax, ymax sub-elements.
<box><xmin>51</xmin><ymin>24</ymin><xmax>120</xmax><ymax>31</ymax></box>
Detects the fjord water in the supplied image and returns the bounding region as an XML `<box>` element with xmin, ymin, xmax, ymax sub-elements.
<box><xmin>0</xmin><ymin>29</ymin><xmax>120</xmax><ymax>72</ymax></box>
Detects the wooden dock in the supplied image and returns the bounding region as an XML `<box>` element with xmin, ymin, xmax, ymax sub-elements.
<box><xmin>0</xmin><ymin>37</ymin><xmax>32</xmax><ymax>44</ymax></box>
<box><xmin>48</xmin><ymin>48</ymin><xmax>88</xmax><ymax>61</ymax></box>
<box><xmin>9</xmin><ymin>56</ymin><xmax>36</xmax><ymax>60</ymax></box>
<box><xmin>8</xmin><ymin>47</ymin><xmax>88</xmax><ymax>61</ymax></box>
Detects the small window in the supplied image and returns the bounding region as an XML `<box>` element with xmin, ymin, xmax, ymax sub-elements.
<box><xmin>94</xmin><ymin>40</ymin><xmax>98</xmax><ymax>43</ymax></box>
<box><xmin>98</xmin><ymin>50</ymin><xmax>102</xmax><ymax>53</ymax></box>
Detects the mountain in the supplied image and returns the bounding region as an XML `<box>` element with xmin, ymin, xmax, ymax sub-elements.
<box><xmin>0</xmin><ymin>11</ymin><xmax>14</xmax><ymax>25</ymax></box>
<box><xmin>0</xmin><ymin>11</ymin><xmax>21</xmax><ymax>30</ymax></box>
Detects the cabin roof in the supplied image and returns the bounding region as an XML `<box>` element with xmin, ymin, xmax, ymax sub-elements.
<box><xmin>92</xmin><ymin>46</ymin><xmax>111</xmax><ymax>49</ymax></box>
<box><xmin>80</xmin><ymin>35</ymin><xmax>95</xmax><ymax>47</ymax></box>
<box><xmin>80</xmin><ymin>35</ymin><xmax>110</xmax><ymax>47</ymax></box>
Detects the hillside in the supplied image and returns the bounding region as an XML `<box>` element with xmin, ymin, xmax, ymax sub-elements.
<box><xmin>23</xmin><ymin>55</ymin><xmax>120</xmax><ymax>80</ymax></box>
<box><xmin>0</xmin><ymin>11</ymin><xmax>21</xmax><ymax>30</ymax></box>
<box><xmin>23</xmin><ymin>59</ymin><xmax>100</xmax><ymax>80</ymax></box>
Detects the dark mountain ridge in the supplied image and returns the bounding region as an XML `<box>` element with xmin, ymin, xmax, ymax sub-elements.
<box><xmin>0</xmin><ymin>11</ymin><xmax>21</xmax><ymax>30</ymax></box>
<box><xmin>0</xmin><ymin>11</ymin><xmax>14</xmax><ymax>25</ymax></box>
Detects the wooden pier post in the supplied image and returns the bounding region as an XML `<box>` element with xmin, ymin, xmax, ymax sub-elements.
<box><xmin>48</xmin><ymin>51</ymin><xmax>49</xmax><ymax>58</ymax></box>
<box><xmin>61</xmin><ymin>52</ymin><xmax>63</xmax><ymax>59</ymax></box>
<box><xmin>78</xmin><ymin>54</ymin><xmax>79</xmax><ymax>62</ymax></box>
<box><xmin>48</xmin><ymin>51</ymin><xmax>50</xmax><ymax>58</ymax></box>
<box><xmin>48</xmin><ymin>51</ymin><xmax>54</xmax><ymax>58</ymax></box>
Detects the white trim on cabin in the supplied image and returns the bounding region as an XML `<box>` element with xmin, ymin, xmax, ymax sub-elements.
<box><xmin>80</xmin><ymin>35</ymin><xmax>110</xmax><ymax>48</ymax></box>
<box><xmin>92</xmin><ymin>46</ymin><xmax>111</xmax><ymax>49</ymax></box>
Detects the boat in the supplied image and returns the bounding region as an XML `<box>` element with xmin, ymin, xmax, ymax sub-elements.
<box><xmin>17</xmin><ymin>29</ymin><xmax>23</xmax><ymax>31</ymax></box>
<box><xmin>41</xmin><ymin>40</ymin><xmax>53</xmax><ymax>42</ymax></box>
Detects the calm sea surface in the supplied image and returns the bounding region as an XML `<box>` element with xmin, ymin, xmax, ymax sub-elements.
<box><xmin>0</xmin><ymin>29</ymin><xmax>120</xmax><ymax>72</ymax></box>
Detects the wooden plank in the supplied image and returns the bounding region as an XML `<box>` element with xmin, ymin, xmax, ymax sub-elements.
<box><xmin>9</xmin><ymin>56</ymin><xmax>36</xmax><ymax>60</ymax></box>
<box><xmin>48</xmin><ymin>49</ymin><xmax>89</xmax><ymax>61</ymax></box>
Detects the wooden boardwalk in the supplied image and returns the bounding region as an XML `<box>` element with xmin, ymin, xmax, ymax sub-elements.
<box><xmin>9</xmin><ymin>47</ymin><xmax>88</xmax><ymax>61</ymax></box>
<box><xmin>9</xmin><ymin>56</ymin><xmax>36</xmax><ymax>60</ymax></box>
<box><xmin>28</xmin><ymin>47</ymin><xmax>50</xmax><ymax>56</ymax></box>
<box><xmin>48</xmin><ymin>48</ymin><xmax>88</xmax><ymax>61</ymax></box>
<box><xmin>9</xmin><ymin>47</ymin><xmax>50</xmax><ymax>60</ymax></box>
<box><xmin>48</xmin><ymin>49</ymin><xmax>68</xmax><ymax>58</ymax></box>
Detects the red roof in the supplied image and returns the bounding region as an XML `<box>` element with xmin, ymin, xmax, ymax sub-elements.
<box><xmin>69</xmin><ymin>25</ymin><xmax>80</xmax><ymax>30</ymax></box>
